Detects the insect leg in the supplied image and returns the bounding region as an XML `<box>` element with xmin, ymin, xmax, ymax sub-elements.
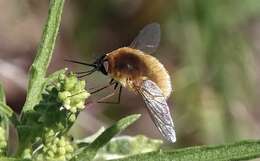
<box><xmin>88</xmin><ymin>79</ymin><xmax>114</xmax><ymax>93</ymax></box>
<box><xmin>90</xmin><ymin>79</ymin><xmax>116</xmax><ymax>94</ymax></box>
<box><xmin>97</xmin><ymin>92</ymin><xmax>116</xmax><ymax>103</ymax></box>
<box><xmin>114</xmin><ymin>82</ymin><xmax>118</xmax><ymax>90</ymax></box>
<box><xmin>97</xmin><ymin>84</ymin><xmax>122</xmax><ymax>104</ymax></box>
<box><xmin>117</xmin><ymin>85</ymin><xmax>122</xmax><ymax>103</ymax></box>
<box><xmin>110</xmin><ymin>78</ymin><xmax>115</xmax><ymax>85</ymax></box>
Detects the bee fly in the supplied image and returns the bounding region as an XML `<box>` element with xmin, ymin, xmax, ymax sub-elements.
<box><xmin>66</xmin><ymin>23</ymin><xmax>176</xmax><ymax>143</ymax></box>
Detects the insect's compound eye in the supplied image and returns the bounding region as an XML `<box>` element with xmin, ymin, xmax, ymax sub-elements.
<box><xmin>98</xmin><ymin>60</ymin><xmax>108</xmax><ymax>75</ymax></box>
<box><xmin>103</xmin><ymin>61</ymin><xmax>109</xmax><ymax>73</ymax></box>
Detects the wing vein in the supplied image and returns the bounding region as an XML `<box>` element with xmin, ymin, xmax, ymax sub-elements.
<box><xmin>135</xmin><ymin>79</ymin><xmax>176</xmax><ymax>143</ymax></box>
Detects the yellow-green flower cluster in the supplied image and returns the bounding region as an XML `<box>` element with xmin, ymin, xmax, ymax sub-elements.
<box><xmin>22</xmin><ymin>148</ymin><xmax>32</xmax><ymax>159</ymax></box>
<box><xmin>57</xmin><ymin>73</ymin><xmax>90</xmax><ymax>121</ymax></box>
<box><xmin>37</xmin><ymin>129</ymin><xmax>75</xmax><ymax>161</ymax></box>
<box><xmin>0</xmin><ymin>126</ymin><xmax>7</xmax><ymax>154</ymax></box>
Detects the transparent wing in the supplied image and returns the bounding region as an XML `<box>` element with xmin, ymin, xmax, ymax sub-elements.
<box><xmin>136</xmin><ymin>79</ymin><xmax>176</xmax><ymax>143</ymax></box>
<box><xmin>129</xmin><ymin>23</ymin><xmax>161</xmax><ymax>54</ymax></box>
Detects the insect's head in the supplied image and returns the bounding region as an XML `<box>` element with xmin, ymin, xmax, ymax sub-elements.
<box><xmin>92</xmin><ymin>54</ymin><xmax>108</xmax><ymax>75</ymax></box>
<box><xmin>64</xmin><ymin>54</ymin><xmax>108</xmax><ymax>78</ymax></box>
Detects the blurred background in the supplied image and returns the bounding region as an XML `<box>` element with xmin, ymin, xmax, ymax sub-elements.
<box><xmin>0</xmin><ymin>0</ymin><xmax>260</xmax><ymax>148</ymax></box>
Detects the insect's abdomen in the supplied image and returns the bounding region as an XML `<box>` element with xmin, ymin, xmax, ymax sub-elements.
<box><xmin>141</xmin><ymin>52</ymin><xmax>172</xmax><ymax>98</ymax></box>
<box><xmin>106</xmin><ymin>47</ymin><xmax>172</xmax><ymax>98</ymax></box>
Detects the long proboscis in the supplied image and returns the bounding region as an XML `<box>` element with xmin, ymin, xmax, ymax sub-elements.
<box><xmin>76</xmin><ymin>68</ymin><xmax>98</xmax><ymax>77</ymax></box>
<box><xmin>64</xmin><ymin>59</ymin><xmax>96</xmax><ymax>67</ymax></box>
<box><xmin>64</xmin><ymin>59</ymin><xmax>98</xmax><ymax>78</ymax></box>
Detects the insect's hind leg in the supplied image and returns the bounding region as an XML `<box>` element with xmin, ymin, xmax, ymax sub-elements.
<box><xmin>97</xmin><ymin>84</ymin><xmax>122</xmax><ymax>104</ymax></box>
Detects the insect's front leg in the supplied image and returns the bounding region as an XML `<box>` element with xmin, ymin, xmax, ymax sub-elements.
<box><xmin>90</xmin><ymin>78</ymin><xmax>117</xmax><ymax>94</ymax></box>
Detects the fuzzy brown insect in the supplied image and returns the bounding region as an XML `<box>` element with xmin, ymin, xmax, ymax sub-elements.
<box><xmin>66</xmin><ymin>23</ymin><xmax>176</xmax><ymax>143</ymax></box>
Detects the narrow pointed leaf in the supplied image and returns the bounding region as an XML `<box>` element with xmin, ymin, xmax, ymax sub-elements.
<box><xmin>74</xmin><ymin>114</ymin><xmax>141</xmax><ymax>161</ymax></box>
<box><xmin>113</xmin><ymin>140</ymin><xmax>260</xmax><ymax>161</ymax></box>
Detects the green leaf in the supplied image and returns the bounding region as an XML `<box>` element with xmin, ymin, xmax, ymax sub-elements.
<box><xmin>22</xmin><ymin>0</ymin><xmax>65</xmax><ymax>112</ymax></box>
<box><xmin>76</xmin><ymin>127</ymin><xmax>106</xmax><ymax>146</ymax></box>
<box><xmin>74</xmin><ymin>114</ymin><xmax>141</xmax><ymax>161</ymax></box>
<box><xmin>113</xmin><ymin>140</ymin><xmax>260</xmax><ymax>161</ymax></box>
<box><xmin>0</xmin><ymin>102</ymin><xmax>13</xmax><ymax>118</ymax></box>
<box><xmin>0</xmin><ymin>83</ymin><xmax>13</xmax><ymax>118</ymax></box>
<box><xmin>0</xmin><ymin>83</ymin><xmax>6</xmax><ymax>104</ymax></box>
<box><xmin>0</xmin><ymin>82</ymin><xmax>17</xmax><ymax>125</ymax></box>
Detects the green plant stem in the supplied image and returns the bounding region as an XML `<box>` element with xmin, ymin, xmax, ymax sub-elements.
<box><xmin>16</xmin><ymin>0</ymin><xmax>65</xmax><ymax>156</ymax></box>
<box><xmin>114</xmin><ymin>140</ymin><xmax>260</xmax><ymax>161</ymax></box>
<box><xmin>22</xmin><ymin>0</ymin><xmax>65</xmax><ymax>112</ymax></box>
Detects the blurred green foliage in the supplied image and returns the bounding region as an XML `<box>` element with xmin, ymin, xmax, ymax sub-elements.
<box><xmin>71</xmin><ymin>0</ymin><xmax>260</xmax><ymax>146</ymax></box>
<box><xmin>167</xmin><ymin>0</ymin><xmax>260</xmax><ymax>145</ymax></box>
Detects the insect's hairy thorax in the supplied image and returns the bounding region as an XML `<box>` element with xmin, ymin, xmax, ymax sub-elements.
<box><xmin>106</xmin><ymin>47</ymin><xmax>172</xmax><ymax>98</ymax></box>
<box><xmin>106</xmin><ymin>47</ymin><xmax>149</xmax><ymax>82</ymax></box>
